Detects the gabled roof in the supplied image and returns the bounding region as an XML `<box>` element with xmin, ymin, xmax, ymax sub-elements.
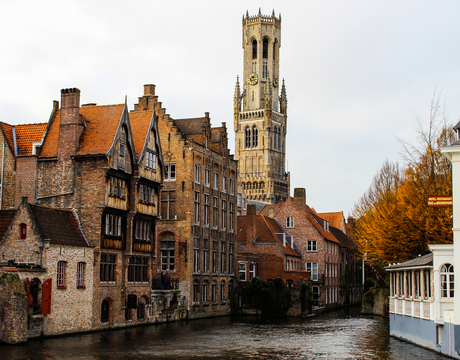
<box><xmin>0</xmin><ymin>210</ymin><xmax>16</xmax><ymax>240</ymax></box>
<box><xmin>0</xmin><ymin>122</ymin><xmax>47</xmax><ymax>158</ymax></box>
<box><xmin>129</xmin><ymin>110</ymin><xmax>164</xmax><ymax>170</ymax></box>
<box><xmin>317</xmin><ymin>211</ymin><xmax>344</xmax><ymax>230</ymax></box>
<box><xmin>27</xmin><ymin>204</ymin><xmax>89</xmax><ymax>247</ymax></box>
<box><xmin>330</xmin><ymin>226</ymin><xmax>349</xmax><ymax>247</ymax></box>
<box><xmin>259</xmin><ymin>197</ymin><xmax>340</xmax><ymax>244</ymax></box>
<box><xmin>237</xmin><ymin>215</ymin><xmax>301</xmax><ymax>257</ymax></box>
<box><xmin>39</xmin><ymin>104</ymin><xmax>125</xmax><ymax>158</ymax></box>
<box><xmin>385</xmin><ymin>253</ymin><xmax>433</xmax><ymax>270</ymax></box>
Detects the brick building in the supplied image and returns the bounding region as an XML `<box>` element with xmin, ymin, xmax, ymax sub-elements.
<box><xmin>132</xmin><ymin>85</ymin><xmax>239</xmax><ymax>317</ymax></box>
<box><xmin>0</xmin><ymin>197</ymin><xmax>93</xmax><ymax>338</ymax></box>
<box><xmin>236</xmin><ymin>204</ymin><xmax>309</xmax><ymax>284</ymax></box>
<box><xmin>36</xmin><ymin>87</ymin><xmax>163</xmax><ymax>328</ymax></box>
<box><xmin>259</xmin><ymin>188</ymin><xmax>343</xmax><ymax>307</ymax></box>
<box><xmin>0</xmin><ymin>122</ymin><xmax>46</xmax><ymax>209</ymax></box>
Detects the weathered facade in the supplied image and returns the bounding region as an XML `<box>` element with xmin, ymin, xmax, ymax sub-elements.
<box><xmin>0</xmin><ymin>122</ymin><xmax>46</xmax><ymax>209</ymax></box>
<box><xmin>36</xmin><ymin>88</ymin><xmax>164</xmax><ymax>329</ymax></box>
<box><xmin>234</xmin><ymin>10</ymin><xmax>290</xmax><ymax>204</ymax></box>
<box><xmin>258</xmin><ymin>188</ymin><xmax>344</xmax><ymax>308</ymax></box>
<box><xmin>0</xmin><ymin>198</ymin><xmax>93</xmax><ymax>339</ymax></box>
<box><xmin>132</xmin><ymin>85</ymin><xmax>239</xmax><ymax>318</ymax></box>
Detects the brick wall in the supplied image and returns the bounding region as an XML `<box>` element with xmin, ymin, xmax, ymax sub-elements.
<box><xmin>0</xmin><ymin>131</ymin><xmax>16</xmax><ymax>210</ymax></box>
<box><xmin>15</xmin><ymin>156</ymin><xmax>37</xmax><ymax>207</ymax></box>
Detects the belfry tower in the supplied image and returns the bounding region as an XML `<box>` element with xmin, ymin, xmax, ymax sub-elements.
<box><xmin>234</xmin><ymin>9</ymin><xmax>290</xmax><ymax>204</ymax></box>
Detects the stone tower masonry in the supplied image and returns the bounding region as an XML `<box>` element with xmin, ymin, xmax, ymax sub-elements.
<box><xmin>234</xmin><ymin>9</ymin><xmax>290</xmax><ymax>204</ymax></box>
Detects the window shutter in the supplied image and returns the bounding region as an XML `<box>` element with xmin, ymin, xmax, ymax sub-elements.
<box><xmin>42</xmin><ymin>278</ymin><xmax>52</xmax><ymax>314</ymax></box>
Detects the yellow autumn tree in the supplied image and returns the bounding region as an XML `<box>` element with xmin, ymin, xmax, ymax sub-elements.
<box><xmin>353</xmin><ymin>94</ymin><xmax>454</xmax><ymax>265</ymax></box>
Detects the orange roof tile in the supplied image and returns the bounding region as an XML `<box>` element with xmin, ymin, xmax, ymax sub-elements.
<box><xmin>129</xmin><ymin>111</ymin><xmax>153</xmax><ymax>157</ymax></box>
<box><xmin>317</xmin><ymin>211</ymin><xmax>344</xmax><ymax>229</ymax></box>
<box><xmin>15</xmin><ymin>123</ymin><xmax>47</xmax><ymax>156</ymax></box>
<box><xmin>40</xmin><ymin>104</ymin><xmax>125</xmax><ymax>158</ymax></box>
<box><xmin>238</xmin><ymin>214</ymin><xmax>301</xmax><ymax>257</ymax></box>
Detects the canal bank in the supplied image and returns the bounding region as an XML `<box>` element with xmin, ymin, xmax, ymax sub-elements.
<box><xmin>0</xmin><ymin>307</ymin><xmax>452</xmax><ymax>360</ymax></box>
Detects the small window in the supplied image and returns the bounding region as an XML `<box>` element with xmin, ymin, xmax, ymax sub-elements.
<box><xmin>145</xmin><ymin>151</ymin><xmax>156</xmax><ymax>170</ymax></box>
<box><xmin>213</xmin><ymin>172</ymin><xmax>219</xmax><ymax>190</ymax></box>
<box><xmin>205</xmin><ymin>169</ymin><xmax>210</xmax><ymax>187</ymax></box>
<box><xmin>195</xmin><ymin>164</ymin><xmax>201</xmax><ymax>184</ymax></box>
<box><xmin>57</xmin><ymin>261</ymin><xmax>67</xmax><ymax>288</ymax></box>
<box><xmin>252</xmin><ymin>39</ymin><xmax>257</xmax><ymax>59</ymax></box>
<box><xmin>286</xmin><ymin>216</ymin><xmax>294</xmax><ymax>228</ymax></box>
<box><xmin>306</xmin><ymin>262</ymin><xmax>318</xmax><ymax>281</ymax></box>
<box><xmin>77</xmin><ymin>262</ymin><xmax>86</xmax><ymax>288</ymax></box>
<box><xmin>222</xmin><ymin>176</ymin><xmax>227</xmax><ymax>193</ymax></box>
<box><xmin>239</xmin><ymin>262</ymin><xmax>247</xmax><ymax>281</ymax></box>
<box><xmin>20</xmin><ymin>223</ymin><xmax>27</xmax><ymax>239</ymax></box>
<box><xmin>164</xmin><ymin>163</ymin><xmax>176</xmax><ymax>181</ymax></box>
<box><xmin>119</xmin><ymin>143</ymin><xmax>125</xmax><ymax>157</ymax></box>
<box><xmin>307</xmin><ymin>240</ymin><xmax>317</xmax><ymax>252</ymax></box>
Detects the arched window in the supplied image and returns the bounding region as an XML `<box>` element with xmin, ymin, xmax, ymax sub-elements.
<box><xmin>247</xmin><ymin>182</ymin><xmax>251</xmax><ymax>190</ymax></box>
<box><xmin>441</xmin><ymin>264</ymin><xmax>454</xmax><ymax>298</ymax></box>
<box><xmin>252</xmin><ymin>126</ymin><xmax>258</xmax><ymax>148</ymax></box>
<box><xmin>277</xmin><ymin>128</ymin><xmax>282</xmax><ymax>150</ymax></box>
<box><xmin>260</xmin><ymin>181</ymin><xmax>265</xmax><ymax>190</ymax></box>
<box><xmin>245</xmin><ymin>127</ymin><xmax>251</xmax><ymax>149</ymax></box>
<box><xmin>252</xmin><ymin>39</ymin><xmax>257</xmax><ymax>59</ymax></box>
<box><xmin>273</xmin><ymin>127</ymin><xmax>278</xmax><ymax>150</ymax></box>
<box><xmin>263</xmin><ymin>38</ymin><xmax>269</xmax><ymax>59</ymax></box>
<box><xmin>253</xmin><ymin>182</ymin><xmax>258</xmax><ymax>190</ymax></box>
<box><xmin>273</xmin><ymin>40</ymin><xmax>276</xmax><ymax>61</ymax></box>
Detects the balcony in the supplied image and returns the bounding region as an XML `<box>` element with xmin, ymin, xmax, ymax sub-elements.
<box><xmin>152</xmin><ymin>277</ymin><xmax>180</xmax><ymax>291</ymax></box>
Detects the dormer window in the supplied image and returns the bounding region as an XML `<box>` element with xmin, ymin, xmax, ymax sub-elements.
<box><xmin>32</xmin><ymin>142</ymin><xmax>41</xmax><ymax>155</ymax></box>
<box><xmin>324</xmin><ymin>221</ymin><xmax>329</xmax><ymax>231</ymax></box>
<box><xmin>119</xmin><ymin>143</ymin><xmax>125</xmax><ymax>157</ymax></box>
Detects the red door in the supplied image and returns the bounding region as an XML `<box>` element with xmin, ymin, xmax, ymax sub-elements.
<box><xmin>42</xmin><ymin>278</ymin><xmax>52</xmax><ymax>314</ymax></box>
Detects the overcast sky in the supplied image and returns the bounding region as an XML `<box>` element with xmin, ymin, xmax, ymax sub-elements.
<box><xmin>2</xmin><ymin>0</ymin><xmax>460</xmax><ymax>215</ymax></box>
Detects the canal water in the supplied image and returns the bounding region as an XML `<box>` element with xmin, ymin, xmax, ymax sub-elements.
<box><xmin>1</xmin><ymin>307</ymin><xmax>452</xmax><ymax>360</ymax></box>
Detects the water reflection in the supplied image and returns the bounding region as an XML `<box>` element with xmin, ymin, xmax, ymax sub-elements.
<box><xmin>1</xmin><ymin>307</ymin><xmax>451</xmax><ymax>359</ymax></box>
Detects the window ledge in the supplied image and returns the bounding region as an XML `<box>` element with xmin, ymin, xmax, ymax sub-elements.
<box><xmin>77</xmin><ymin>285</ymin><xmax>86</xmax><ymax>289</ymax></box>
<box><xmin>57</xmin><ymin>286</ymin><xmax>67</xmax><ymax>290</ymax></box>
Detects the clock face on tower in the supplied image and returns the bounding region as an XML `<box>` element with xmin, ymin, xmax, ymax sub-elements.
<box><xmin>248</xmin><ymin>73</ymin><xmax>259</xmax><ymax>85</ymax></box>
<box><xmin>273</xmin><ymin>76</ymin><xmax>279</xmax><ymax>87</ymax></box>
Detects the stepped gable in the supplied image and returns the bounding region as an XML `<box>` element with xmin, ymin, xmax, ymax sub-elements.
<box><xmin>39</xmin><ymin>104</ymin><xmax>125</xmax><ymax>158</ymax></box>
<box><xmin>28</xmin><ymin>204</ymin><xmax>88</xmax><ymax>247</ymax></box>
<box><xmin>0</xmin><ymin>210</ymin><xmax>16</xmax><ymax>239</ymax></box>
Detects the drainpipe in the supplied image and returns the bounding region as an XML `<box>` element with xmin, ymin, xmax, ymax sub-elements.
<box><xmin>0</xmin><ymin>142</ymin><xmax>4</xmax><ymax>209</ymax></box>
<box><xmin>38</xmin><ymin>243</ymin><xmax>44</xmax><ymax>267</ymax></box>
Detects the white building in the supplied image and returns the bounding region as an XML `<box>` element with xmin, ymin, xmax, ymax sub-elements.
<box><xmin>386</xmin><ymin>134</ymin><xmax>460</xmax><ymax>358</ymax></box>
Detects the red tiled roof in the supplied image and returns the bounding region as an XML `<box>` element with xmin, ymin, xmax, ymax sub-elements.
<box><xmin>0</xmin><ymin>122</ymin><xmax>46</xmax><ymax>158</ymax></box>
<box><xmin>316</xmin><ymin>211</ymin><xmax>344</xmax><ymax>229</ymax></box>
<box><xmin>40</xmin><ymin>104</ymin><xmax>125</xmax><ymax>158</ymax></box>
<box><xmin>129</xmin><ymin>111</ymin><xmax>153</xmax><ymax>157</ymax></box>
<box><xmin>237</xmin><ymin>214</ymin><xmax>301</xmax><ymax>257</ymax></box>
<box><xmin>0</xmin><ymin>210</ymin><xmax>16</xmax><ymax>240</ymax></box>
<box><xmin>15</xmin><ymin>123</ymin><xmax>47</xmax><ymax>156</ymax></box>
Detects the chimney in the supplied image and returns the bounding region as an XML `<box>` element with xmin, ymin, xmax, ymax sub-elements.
<box><xmin>144</xmin><ymin>84</ymin><xmax>155</xmax><ymax>96</ymax></box>
<box><xmin>247</xmin><ymin>204</ymin><xmax>257</xmax><ymax>215</ymax></box>
<box><xmin>58</xmin><ymin>88</ymin><xmax>83</xmax><ymax>159</ymax></box>
<box><xmin>293</xmin><ymin>188</ymin><xmax>306</xmax><ymax>207</ymax></box>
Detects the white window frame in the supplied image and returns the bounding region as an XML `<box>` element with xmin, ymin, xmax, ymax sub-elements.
<box><xmin>286</xmin><ymin>216</ymin><xmax>294</xmax><ymax>228</ymax></box>
<box><xmin>307</xmin><ymin>240</ymin><xmax>317</xmax><ymax>252</ymax></box>
<box><xmin>164</xmin><ymin>163</ymin><xmax>176</xmax><ymax>181</ymax></box>
<box><xmin>306</xmin><ymin>262</ymin><xmax>318</xmax><ymax>281</ymax></box>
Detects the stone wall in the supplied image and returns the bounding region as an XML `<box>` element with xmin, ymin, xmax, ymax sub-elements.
<box><xmin>0</xmin><ymin>270</ymin><xmax>28</xmax><ymax>344</ymax></box>
<box><xmin>361</xmin><ymin>287</ymin><xmax>390</xmax><ymax>316</ymax></box>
